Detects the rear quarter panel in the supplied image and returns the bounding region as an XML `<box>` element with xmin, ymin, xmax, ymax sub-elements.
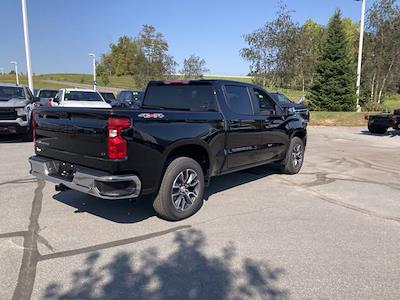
<box><xmin>128</xmin><ymin>110</ymin><xmax>225</xmax><ymax>194</ymax></box>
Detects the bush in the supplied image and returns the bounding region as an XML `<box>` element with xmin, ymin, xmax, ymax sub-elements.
<box><xmin>363</xmin><ymin>101</ymin><xmax>384</xmax><ymax>112</ymax></box>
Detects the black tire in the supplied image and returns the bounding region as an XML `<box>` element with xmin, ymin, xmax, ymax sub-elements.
<box><xmin>280</xmin><ymin>137</ymin><xmax>305</xmax><ymax>174</ymax></box>
<box><xmin>368</xmin><ymin>124</ymin><xmax>387</xmax><ymax>134</ymax></box>
<box><xmin>153</xmin><ymin>157</ymin><xmax>204</xmax><ymax>221</ymax></box>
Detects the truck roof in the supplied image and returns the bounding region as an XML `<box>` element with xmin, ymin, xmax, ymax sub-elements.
<box><xmin>148</xmin><ymin>79</ymin><xmax>260</xmax><ymax>88</ymax></box>
<box><xmin>61</xmin><ymin>88</ymin><xmax>97</xmax><ymax>92</ymax></box>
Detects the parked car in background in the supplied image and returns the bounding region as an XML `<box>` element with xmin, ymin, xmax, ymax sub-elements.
<box><xmin>30</xmin><ymin>79</ymin><xmax>308</xmax><ymax>220</ymax></box>
<box><xmin>269</xmin><ymin>92</ymin><xmax>310</xmax><ymax>121</ymax></box>
<box><xmin>0</xmin><ymin>83</ymin><xmax>37</xmax><ymax>141</ymax></box>
<box><xmin>100</xmin><ymin>92</ymin><xmax>116</xmax><ymax>104</ymax></box>
<box><xmin>116</xmin><ymin>90</ymin><xmax>144</xmax><ymax>108</ymax></box>
<box><xmin>35</xmin><ymin>89</ymin><xmax>58</xmax><ymax>106</ymax></box>
<box><xmin>366</xmin><ymin>109</ymin><xmax>400</xmax><ymax>134</ymax></box>
<box><xmin>51</xmin><ymin>88</ymin><xmax>111</xmax><ymax>108</ymax></box>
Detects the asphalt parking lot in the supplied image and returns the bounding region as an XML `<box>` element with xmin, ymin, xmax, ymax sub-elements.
<box><xmin>1</xmin><ymin>127</ymin><xmax>399</xmax><ymax>300</ymax></box>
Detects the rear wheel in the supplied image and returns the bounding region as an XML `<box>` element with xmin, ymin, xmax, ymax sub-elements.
<box><xmin>368</xmin><ymin>124</ymin><xmax>387</xmax><ymax>134</ymax></box>
<box><xmin>280</xmin><ymin>137</ymin><xmax>305</xmax><ymax>174</ymax></box>
<box><xmin>153</xmin><ymin>157</ymin><xmax>204</xmax><ymax>221</ymax></box>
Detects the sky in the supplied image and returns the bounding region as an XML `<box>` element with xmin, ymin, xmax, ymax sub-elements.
<box><xmin>0</xmin><ymin>0</ymin><xmax>372</xmax><ymax>76</ymax></box>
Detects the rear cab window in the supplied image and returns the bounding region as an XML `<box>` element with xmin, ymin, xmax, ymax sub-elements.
<box><xmin>38</xmin><ymin>90</ymin><xmax>58</xmax><ymax>98</ymax></box>
<box><xmin>64</xmin><ymin>91</ymin><xmax>104</xmax><ymax>102</ymax></box>
<box><xmin>143</xmin><ymin>82</ymin><xmax>217</xmax><ymax>111</ymax></box>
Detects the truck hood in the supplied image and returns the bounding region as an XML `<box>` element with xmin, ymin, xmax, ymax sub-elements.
<box><xmin>279</xmin><ymin>102</ymin><xmax>308</xmax><ymax>110</ymax></box>
<box><xmin>0</xmin><ymin>98</ymin><xmax>28</xmax><ymax>108</ymax></box>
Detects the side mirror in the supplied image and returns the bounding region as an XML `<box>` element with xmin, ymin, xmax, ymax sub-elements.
<box><xmin>284</xmin><ymin>107</ymin><xmax>296</xmax><ymax>117</ymax></box>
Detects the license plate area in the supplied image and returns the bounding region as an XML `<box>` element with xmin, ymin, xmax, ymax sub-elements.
<box><xmin>57</xmin><ymin>162</ymin><xmax>76</xmax><ymax>181</ymax></box>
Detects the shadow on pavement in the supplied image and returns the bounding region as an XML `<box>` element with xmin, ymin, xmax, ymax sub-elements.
<box><xmin>43</xmin><ymin>229</ymin><xmax>288</xmax><ymax>300</ymax></box>
<box><xmin>53</xmin><ymin>163</ymin><xmax>280</xmax><ymax>223</ymax></box>
<box><xmin>359</xmin><ymin>129</ymin><xmax>400</xmax><ymax>137</ymax></box>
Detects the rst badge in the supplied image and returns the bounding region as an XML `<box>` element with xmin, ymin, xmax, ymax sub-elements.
<box><xmin>138</xmin><ymin>113</ymin><xmax>165</xmax><ymax>119</ymax></box>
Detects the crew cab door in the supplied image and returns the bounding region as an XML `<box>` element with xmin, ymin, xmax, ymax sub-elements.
<box><xmin>250</xmin><ymin>87</ymin><xmax>288</xmax><ymax>160</ymax></box>
<box><xmin>224</xmin><ymin>84</ymin><xmax>284</xmax><ymax>170</ymax></box>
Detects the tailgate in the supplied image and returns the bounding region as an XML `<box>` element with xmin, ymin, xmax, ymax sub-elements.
<box><xmin>33</xmin><ymin>107</ymin><xmax>127</xmax><ymax>172</ymax></box>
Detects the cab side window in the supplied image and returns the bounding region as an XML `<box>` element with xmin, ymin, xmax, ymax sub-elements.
<box><xmin>225</xmin><ymin>85</ymin><xmax>253</xmax><ymax>115</ymax></box>
<box><xmin>252</xmin><ymin>89</ymin><xmax>276</xmax><ymax>115</ymax></box>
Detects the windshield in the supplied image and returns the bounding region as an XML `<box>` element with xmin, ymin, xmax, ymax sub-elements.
<box><xmin>38</xmin><ymin>90</ymin><xmax>58</xmax><ymax>98</ymax></box>
<box><xmin>0</xmin><ymin>86</ymin><xmax>26</xmax><ymax>101</ymax></box>
<box><xmin>101</xmin><ymin>93</ymin><xmax>115</xmax><ymax>100</ymax></box>
<box><xmin>270</xmin><ymin>93</ymin><xmax>294</xmax><ymax>105</ymax></box>
<box><xmin>143</xmin><ymin>83</ymin><xmax>217</xmax><ymax>111</ymax></box>
<box><xmin>64</xmin><ymin>91</ymin><xmax>103</xmax><ymax>102</ymax></box>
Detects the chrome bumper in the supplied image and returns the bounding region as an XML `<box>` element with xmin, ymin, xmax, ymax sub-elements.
<box><xmin>29</xmin><ymin>156</ymin><xmax>141</xmax><ymax>199</ymax></box>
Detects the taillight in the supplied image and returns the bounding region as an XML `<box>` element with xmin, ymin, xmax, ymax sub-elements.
<box><xmin>48</xmin><ymin>98</ymin><xmax>53</xmax><ymax>106</ymax></box>
<box><xmin>107</xmin><ymin>117</ymin><xmax>131</xmax><ymax>160</ymax></box>
<box><xmin>32</xmin><ymin>112</ymin><xmax>36</xmax><ymax>143</ymax></box>
<box><xmin>391</xmin><ymin>115</ymin><xmax>397</xmax><ymax>124</ymax></box>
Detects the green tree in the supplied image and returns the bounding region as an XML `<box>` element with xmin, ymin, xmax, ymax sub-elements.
<box><xmin>240</xmin><ymin>3</ymin><xmax>300</xmax><ymax>87</ymax></box>
<box><xmin>309</xmin><ymin>10</ymin><xmax>356</xmax><ymax>111</ymax></box>
<box><xmin>98</xmin><ymin>25</ymin><xmax>177</xmax><ymax>89</ymax></box>
<box><xmin>296</xmin><ymin>19</ymin><xmax>324</xmax><ymax>92</ymax></box>
<box><xmin>180</xmin><ymin>54</ymin><xmax>209</xmax><ymax>78</ymax></box>
<box><xmin>362</xmin><ymin>0</ymin><xmax>400</xmax><ymax>104</ymax></box>
<box><xmin>96</xmin><ymin>65</ymin><xmax>110</xmax><ymax>86</ymax></box>
<box><xmin>342</xmin><ymin>18</ymin><xmax>360</xmax><ymax>61</ymax></box>
<box><xmin>134</xmin><ymin>25</ymin><xmax>177</xmax><ymax>88</ymax></box>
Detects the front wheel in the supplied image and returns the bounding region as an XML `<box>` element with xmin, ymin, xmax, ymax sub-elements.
<box><xmin>280</xmin><ymin>137</ymin><xmax>305</xmax><ymax>174</ymax></box>
<box><xmin>153</xmin><ymin>157</ymin><xmax>204</xmax><ymax>221</ymax></box>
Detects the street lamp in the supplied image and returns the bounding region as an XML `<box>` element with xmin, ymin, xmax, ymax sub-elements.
<box><xmin>21</xmin><ymin>0</ymin><xmax>33</xmax><ymax>91</ymax></box>
<box><xmin>10</xmin><ymin>61</ymin><xmax>19</xmax><ymax>85</ymax></box>
<box><xmin>355</xmin><ymin>0</ymin><xmax>366</xmax><ymax>112</ymax></box>
<box><xmin>89</xmin><ymin>53</ymin><xmax>96</xmax><ymax>91</ymax></box>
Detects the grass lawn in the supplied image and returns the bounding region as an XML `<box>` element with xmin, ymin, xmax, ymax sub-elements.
<box><xmin>310</xmin><ymin>112</ymin><xmax>371</xmax><ymax>126</ymax></box>
<box><xmin>382</xmin><ymin>94</ymin><xmax>400</xmax><ymax>110</ymax></box>
<box><xmin>0</xmin><ymin>74</ymin><xmax>73</xmax><ymax>89</ymax></box>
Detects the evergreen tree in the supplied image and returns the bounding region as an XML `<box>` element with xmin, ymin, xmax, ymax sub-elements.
<box><xmin>310</xmin><ymin>10</ymin><xmax>356</xmax><ymax>111</ymax></box>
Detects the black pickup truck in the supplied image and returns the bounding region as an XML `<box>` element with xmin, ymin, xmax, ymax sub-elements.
<box><xmin>366</xmin><ymin>109</ymin><xmax>400</xmax><ymax>134</ymax></box>
<box><xmin>29</xmin><ymin>80</ymin><xmax>307</xmax><ymax>220</ymax></box>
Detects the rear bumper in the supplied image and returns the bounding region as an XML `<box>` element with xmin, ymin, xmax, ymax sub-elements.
<box><xmin>29</xmin><ymin>156</ymin><xmax>141</xmax><ymax>199</ymax></box>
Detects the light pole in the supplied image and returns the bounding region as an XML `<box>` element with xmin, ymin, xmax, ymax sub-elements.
<box><xmin>21</xmin><ymin>0</ymin><xmax>33</xmax><ymax>91</ymax></box>
<box><xmin>89</xmin><ymin>53</ymin><xmax>96</xmax><ymax>91</ymax></box>
<box><xmin>355</xmin><ymin>0</ymin><xmax>366</xmax><ymax>112</ymax></box>
<box><xmin>10</xmin><ymin>61</ymin><xmax>19</xmax><ymax>85</ymax></box>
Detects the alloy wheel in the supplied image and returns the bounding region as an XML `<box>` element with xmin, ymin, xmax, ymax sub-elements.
<box><xmin>171</xmin><ymin>169</ymin><xmax>200</xmax><ymax>211</ymax></box>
